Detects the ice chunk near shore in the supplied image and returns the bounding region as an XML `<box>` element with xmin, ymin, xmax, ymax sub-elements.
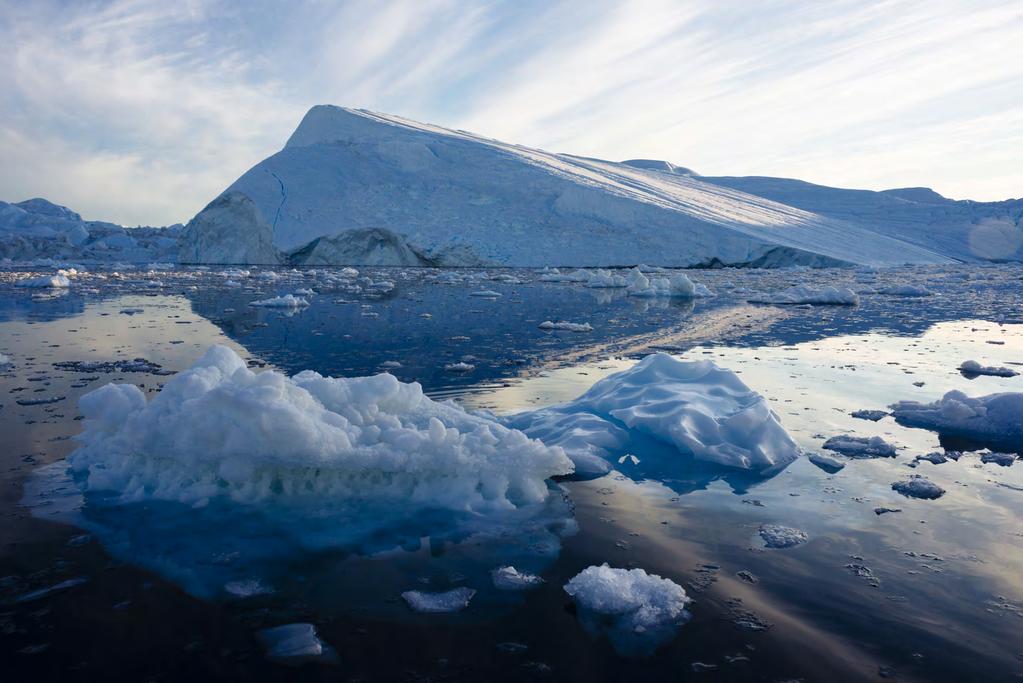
<box><xmin>891</xmin><ymin>390</ymin><xmax>1023</xmax><ymax>450</ymax></box>
<box><xmin>563</xmin><ymin>564</ymin><xmax>690</xmax><ymax>656</ymax></box>
<box><xmin>959</xmin><ymin>360</ymin><xmax>1018</xmax><ymax>378</ymax></box>
<box><xmin>748</xmin><ymin>285</ymin><xmax>858</xmax><ymax>305</ymax></box>
<box><xmin>822</xmin><ymin>435</ymin><xmax>897</xmax><ymax>458</ymax></box>
<box><xmin>16</xmin><ymin>273</ymin><xmax>71</xmax><ymax>288</ymax></box>
<box><xmin>502</xmin><ymin>354</ymin><xmax>800</xmax><ymax>474</ymax></box>
<box><xmin>491</xmin><ymin>566</ymin><xmax>544</xmax><ymax>590</ymax></box>
<box><xmin>249</xmin><ymin>294</ymin><xmax>309</xmax><ymax>308</ymax></box>
<box><xmin>402</xmin><ymin>587</ymin><xmax>476</xmax><ymax>613</ymax></box>
<box><xmin>539</xmin><ymin>320</ymin><xmax>593</xmax><ymax>332</ymax></box>
<box><xmin>892</xmin><ymin>476</ymin><xmax>945</xmax><ymax>499</ymax></box>
<box><xmin>759</xmin><ymin>524</ymin><xmax>808</xmax><ymax>548</ymax></box>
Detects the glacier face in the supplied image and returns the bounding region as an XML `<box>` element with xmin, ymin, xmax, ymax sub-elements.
<box><xmin>182</xmin><ymin>105</ymin><xmax>998</xmax><ymax>267</ymax></box>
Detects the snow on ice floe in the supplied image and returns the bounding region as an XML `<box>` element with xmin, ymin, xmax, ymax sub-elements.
<box><xmin>502</xmin><ymin>354</ymin><xmax>800</xmax><ymax>476</ymax></box>
<box><xmin>68</xmin><ymin>345</ymin><xmax>572</xmax><ymax>509</ymax></box>
<box><xmin>758</xmin><ymin>524</ymin><xmax>809</xmax><ymax>548</ymax></box>
<box><xmin>891</xmin><ymin>476</ymin><xmax>945</xmax><ymax>500</ymax></box>
<box><xmin>959</xmin><ymin>360</ymin><xmax>1018</xmax><ymax>378</ymax></box>
<box><xmin>29</xmin><ymin>345</ymin><xmax>576</xmax><ymax>598</ymax></box>
<box><xmin>249</xmin><ymin>294</ymin><xmax>310</xmax><ymax>308</ymax></box>
<box><xmin>402</xmin><ymin>587</ymin><xmax>476</xmax><ymax>613</ymax></box>
<box><xmin>491</xmin><ymin>566</ymin><xmax>544</xmax><ymax>590</ymax></box>
<box><xmin>747</xmin><ymin>284</ymin><xmax>858</xmax><ymax>306</ymax></box>
<box><xmin>563</xmin><ymin>563</ymin><xmax>691</xmax><ymax>656</ymax></box>
<box><xmin>891</xmin><ymin>390</ymin><xmax>1023</xmax><ymax>450</ymax></box>
<box><xmin>822</xmin><ymin>435</ymin><xmax>897</xmax><ymax>458</ymax></box>
<box><xmin>15</xmin><ymin>273</ymin><xmax>71</xmax><ymax>288</ymax></box>
<box><xmin>539</xmin><ymin>320</ymin><xmax>593</xmax><ymax>332</ymax></box>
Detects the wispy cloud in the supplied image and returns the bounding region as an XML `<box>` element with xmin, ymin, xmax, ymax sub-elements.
<box><xmin>1</xmin><ymin>0</ymin><xmax>1020</xmax><ymax>226</ymax></box>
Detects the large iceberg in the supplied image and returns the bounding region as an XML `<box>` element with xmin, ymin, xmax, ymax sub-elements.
<box><xmin>177</xmin><ymin>105</ymin><xmax>967</xmax><ymax>267</ymax></box>
<box><xmin>503</xmin><ymin>354</ymin><xmax>800</xmax><ymax>475</ymax></box>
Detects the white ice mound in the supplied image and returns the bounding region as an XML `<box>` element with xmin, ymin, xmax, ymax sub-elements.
<box><xmin>891</xmin><ymin>390</ymin><xmax>1023</xmax><ymax>449</ymax></box>
<box><xmin>16</xmin><ymin>273</ymin><xmax>71</xmax><ymax>288</ymax></box>
<box><xmin>258</xmin><ymin>623</ymin><xmax>333</xmax><ymax>661</ymax></box>
<box><xmin>563</xmin><ymin>563</ymin><xmax>690</xmax><ymax>656</ymax></box>
<box><xmin>748</xmin><ymin>284</ymin><xmax>858</xmax><ymax>305</ymax></box>
<box><xmin>626</xmin><ymin>268</ymin><xmax>712</xmax><ymax>298</ymax></box>
<box><xmin>68</xmin><ymin>345</ymin><xmax>573</xmax><ymax>510</ymax></box>
<box><xmin>759</xmin><ymin>524</ymin><xmax>809</xmax><ymax>548</ymax></box>
<box><xmin>249</xmin><ymin>294</ymin><xmax>310</xmax><ymax>308</ymax></box>
<box><xmin>504</xmin><ymin>354</ymin><xmax>800</xmax><ymax>473</ymax></box>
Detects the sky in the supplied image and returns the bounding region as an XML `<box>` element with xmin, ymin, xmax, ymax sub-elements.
<box><xmin>1</xmin><ymin>0</ymin><xmax>1021</xmax><ymax>227</ymax></box>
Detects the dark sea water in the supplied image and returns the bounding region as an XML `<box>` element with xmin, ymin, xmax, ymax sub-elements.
<box><xmin>1</xmin><ymin>263</ymin><xmax>1021</xmax><ymax>681</ymax></box>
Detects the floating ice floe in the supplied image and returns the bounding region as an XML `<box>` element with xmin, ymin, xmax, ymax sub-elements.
<box><xmin>402</xmin><ymin>587</ymin><xmax>476</xmax><ymax>613</ymax></box>
<box><xmin>625</xmin><ymin>268</ymin><xmax>712</xmax><ymax>298</ymax></box>
<box><xmin>891</xmin><ymin>390</ymin><xmax>1023</xmax><ymax>450</ymax></box>
<box><xmin>68</xmin><ymin>345</ymin><xmax>571</xmax><ymax>510</ymax></box>
<box><xmin>503</xmin><ymin>354</ymin><xmax>800</xmax><ymax>476</ymax></box>
<box><xmin>491</xmin><ymin>566</ymin><xmax>544</xmax><ymax>590</ymax></box>
<box><xmin>470</xmin><ymin>290</ymin><xmax>502</xmax><ymax>297</ymax></box>
<box><xmin>980</xmin><ymin>452</ymin><xmax>1016</xmax><ymax>467</ymax></box>
<box><xmin>891</xmin><ymin>476</ymin><xmax>945</xmax><ymax>499</ymax></box>
<box><xmin>850</xmin><ymin>409</ymin><xmax>888</xmax><ymax>421</ymax></box>
<box><xmin>563</xmin><ymin>563</ymin><xmax>690</xmax><ymax>656</ymax></box>
<box><xmin>538</xmin><ymin>320</ymin><xmax>593</xmax><ymax>332</ymax></box>
<box><xmin>822</xmin><ymin>435</ymin><xmax>897</xmax><ymax>458</ymax></box>
<box><xmin>444</xmin><ymin>361</ymin><xmax>475</xmax><ymax>372</ymax></box>
<box><xmin>0</xmin><ymin>352</ymin><xmax>11</xmax><ymax>367</ymax></box>
<box><xmin>249</xmin><ymin>294</ymin><xmax>310</xmax><ymax>308</ymax></box>
<box><xmin>808</xmin><ymin>452</ymin><xmax>845</xmax><ymax>473</ymax></box>
<box><xmin>758</xmin><ymin>524</ymin><xmax>809</xmax><ymax>548</ymax></box>
<box><xmin>747</xmin><ymin>285</ymin><xmax>858</xmax><ymax>306</ymax></box>
<box><xmin>15</xmin><ymin>273</ymin><xmax>71</xmax><ymax>288</ymax></box>
<box><xmin>959</xmin><ymin>360</ymin><xmax>1018</xmax><ymax>378</ymax></box>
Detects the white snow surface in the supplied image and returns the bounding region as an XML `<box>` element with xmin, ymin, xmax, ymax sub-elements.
<box><xmin>180</xmin><ymin>105</ymin><xmax>975</xmax><ymax>267</ymax></box>
<box><xmin>563</xmin><ymin>564</ymin><xmax>690</xmax><ymax>634</ymax></box>
<box><xmin>67</xmin><ymin>345</ymin><xmax>573</xmax><ymax>510</ymax></box>
<box><xmin>891</xmin><ymin>390</ymin><xmax>1023</xmax><ymax>448</ymax></box>
<box><xmin>503</xmin><ymin>354</ymin><xmax>800</xmax><ymax>473</ymax></box>
<box><xmin>748</xmin><ymin>284</ymin><xmax>858</xmax><ymax>305</ymax></box>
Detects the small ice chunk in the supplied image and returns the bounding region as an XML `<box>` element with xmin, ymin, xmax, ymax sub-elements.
<box><xmin>402</xmin><ymin>587</ymin><xmax>476</xmax><ymax>613</ymax></box>
<box><xmin>470</xmin><ymin>290</ymin><xmax>502</xmax><ymax>297</ymax></box>
<box><xmin>892</xmin><ymin>476</ymin><xmax>945</xmax><ymax>499</ymax></box>
<box><xmin>758</xmin><ymin>524</ymin><xmax>809</xmax><ymax>548</ymax></box>
<box><xmin>248</xmin><ymin>294</ymin><xmax>309</xmax><ymax>308</ymax></box>
<box><xmin>444</xmin><ymin>361</ymin><xmax>475</xmax><ymax>372</ymax></box>
<box><xmin>980</xmin><ymin>452</ymin><xmax>1016</xmax><ymax>466</ymax></box>
<box><xmin>491</xmin><ymin>566</ymin><xmax>544</xmax><ymax>590</ymax></box>
<box><xmin>822</xmin><ymin>435</ymin><xmax>896</xmax><ymax>458</ymax></box>
<box><xmin>808</xmin><ymin>452</ymin><xmax>845</xmax><ymax>473</ymax></box>
<box><xmin>959</xmin><ymin>360</ymin><xmax>1018</xmax><ymax>378</ymax></box>
<box><xmin>538</xmin><ymin>320</ymin><xmax>593</xmax><ymax>332</ymax></box>
<box><xmin>257</xmin><ymin>623</ymin><xmax>327</xmax><ymax>660</ymax></box>
<box><xmin>563</xmin><ymin>563</ymin><xmax>690</xmax><ymax>655</ymax></box>
<box><xmin>851</xmin><ymin>409</ymin><xmax>888</xmax><ymax>422</ymax></box>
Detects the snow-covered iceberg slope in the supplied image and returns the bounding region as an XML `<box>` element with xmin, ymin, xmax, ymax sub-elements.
<box><xmin>180</xmin><ymin>105</ymin><xmax>961</xmax><ymax>267</ymax></box>
<box><xmin>698</xmin><ymin>176</ymin><xmax>1023</xmax><ymax>262</ymax></box>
